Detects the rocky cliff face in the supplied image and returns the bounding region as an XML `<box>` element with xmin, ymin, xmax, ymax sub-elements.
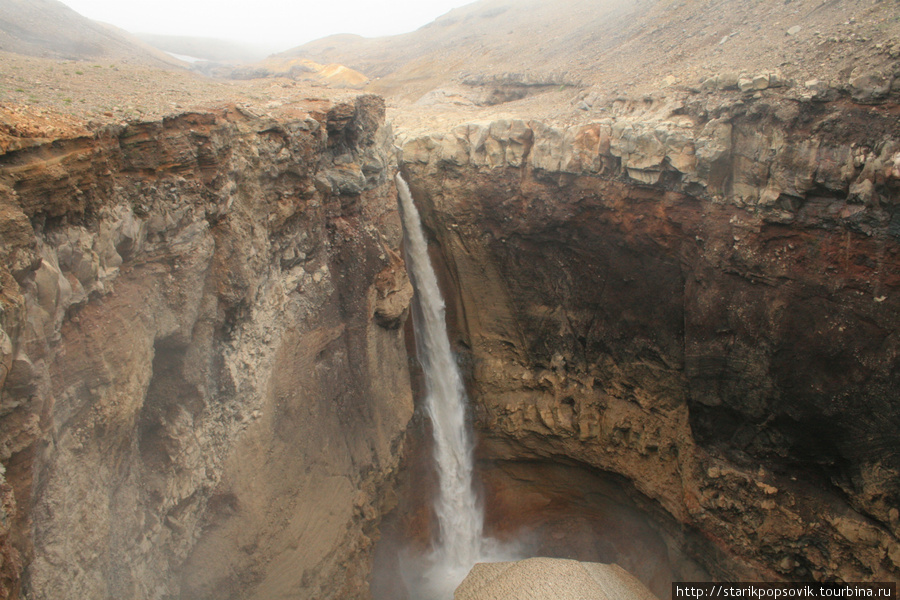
<box><xmin>398</xmin><ymin>92</ymin><xmax>900</xmax><ymax>584</ymax></box>
<box><xmin>1</xmin><ymin>74</ymin><xmax>898</xmax><ymax>599</ymax></box>
<box><xmin>0</xmin><ymin>95</ymin><xmax>414</xmax><ymax>599</ymax></box>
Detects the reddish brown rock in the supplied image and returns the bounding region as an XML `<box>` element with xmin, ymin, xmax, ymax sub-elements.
<box><xmin>400</xmin><ymin>93</ymin><xmax>900</xmax><ymax>586</ymax></box>
<box><xmin>0</xmin><ymin>96</ymin><xmax>413</xmax><ymax>600</ymax></box>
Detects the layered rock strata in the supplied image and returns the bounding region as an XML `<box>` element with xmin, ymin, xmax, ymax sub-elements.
<box><xmin>398</xmin><ymin>93</ymin><xmax>900</xmax><ymax>584</ymax></box>
<box><xmin>0</xmin><ymin>95</ymin><xmax>414</xmax><ymax>599</ymax></box>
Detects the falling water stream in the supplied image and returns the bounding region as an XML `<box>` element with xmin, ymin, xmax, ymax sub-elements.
<box><xmin>396</xmin><ymin>173</ymin><xmax>513</xmax><ymax>599</ymax></box>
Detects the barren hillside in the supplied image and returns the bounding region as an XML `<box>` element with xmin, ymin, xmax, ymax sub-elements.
<box><xmin>0</xmin><ymin>0</ymin><xmax>184</xmax><ymax>67</ymax></box>
<box><xmin>284</xmin><ymin>0</ymin><xmax>900</xmax><ymax>103</ymax></box>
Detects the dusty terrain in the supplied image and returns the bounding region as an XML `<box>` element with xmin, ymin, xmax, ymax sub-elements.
<box><xmin>287</xmin><ymin>0</ymin><xmax>900</xmax><ymax>104</ymax></box>
<box><xmin>5</xmin><ymin>0</ymin><xmax>899</xmax><ymax>146</ymax></box>
<box><xmin>0</xmin><ymin>51</ymin><xmax>360</xmax><ymax>141</ymax></box>
<box><xmin>0</xmin><ymin>0</ymin><xmax>182</xmax><ymax>66</ymax></box>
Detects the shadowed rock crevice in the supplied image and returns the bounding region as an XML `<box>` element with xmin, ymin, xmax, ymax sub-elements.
<box><xmin>138</xmin><ymin>336</ymin><xmax>210</xmax><ymax>492</ymax></box>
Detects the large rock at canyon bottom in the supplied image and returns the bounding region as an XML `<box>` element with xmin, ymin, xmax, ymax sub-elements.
<box><xmin>455</xmin><ymin>557</ymin><xmax>658</xmax><ymax>600</ymax></box>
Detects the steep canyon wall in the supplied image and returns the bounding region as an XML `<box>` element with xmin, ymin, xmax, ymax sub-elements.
<box><xmin>0</xmin><ymin>95</ymin><xmax>414</xmax><ymax>599</ymax></box>
<box><xmin>398</xmin><ymin>94</ymin><xmax>900</xmax><ymax>585</ymax></box>
<box><xmin>1</xmin><ymin>85</ymin><xmax>898</xmax><ymax>600</ymax></box>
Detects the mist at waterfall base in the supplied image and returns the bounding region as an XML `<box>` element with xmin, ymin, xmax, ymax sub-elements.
<box><xmin>395</xmin><ymin>173</ymin><xmax>522</xmax><ymax>600</ymax></box>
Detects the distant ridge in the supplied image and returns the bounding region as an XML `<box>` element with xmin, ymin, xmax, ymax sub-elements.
<box><xmin>0</xmin><ymin>0</ymin><xmax>184</xmax><ymax>67</ymax></box>
<box><xmin>278</xmin><ymin>0</ymin><xmax>650</xmax><ymax>96</ymax></box>
<box><xmin>278</xmin><ymin>0</ymin><xmax>900</xmax><ymax>103</ymax></box>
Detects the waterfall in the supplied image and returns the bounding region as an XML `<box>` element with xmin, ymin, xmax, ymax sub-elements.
<box><xmin>395</xmin><ymin>173</ymin><xmax>489</xmax><ymax>599</ymax></box>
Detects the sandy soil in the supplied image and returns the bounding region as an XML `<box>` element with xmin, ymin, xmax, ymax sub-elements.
<box><xmin>0</xmin><ymin>50</ymin><xmax>368</xmax><ymax>149</ymax></box>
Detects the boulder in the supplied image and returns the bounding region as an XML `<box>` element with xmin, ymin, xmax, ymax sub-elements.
<box><xmin>717</xmin><ymin>72</ymin><xmax>740</xmax><ymax>90</ymax></box>
<box><xmin>804</xmin><ymin>78</ymin><xmax>838</xmax><ymax>101</ymax></box>
<box><xmin>848</xmin><ymin>69</ymin><xmax>894</xmax><ymax>104</ymax></box>
<box><xmin>455</xmin><ymin>558</ymin><xmax>658</xmax><ymax>600</ymax></box>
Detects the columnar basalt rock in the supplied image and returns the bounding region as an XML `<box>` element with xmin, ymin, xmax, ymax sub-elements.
<box><xmin>398</xmin><ymin>93</ymin><xmax>900</xmax><ymax>585</ymax></box>
<box><xmin>0</xmin><ymin>96</ymin><xmax>414</xmax><ymax>600</ymax></box>
<box><xmin>398</xmin><ymin>95</ymin><xmax>900</xmax><ymax>212</ymax></box>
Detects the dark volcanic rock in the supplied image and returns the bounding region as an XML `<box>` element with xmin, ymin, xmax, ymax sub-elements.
<box><xmin>399</xmin><ymin>93</ymin><xmax>900</xmax><ymax>584</ymax></box>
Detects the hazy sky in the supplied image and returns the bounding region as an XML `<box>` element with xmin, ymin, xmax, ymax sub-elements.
<box><xmin>59</xmin><ymin>0</ymin><xmax>476</xmax><ymax>50</ymax></box>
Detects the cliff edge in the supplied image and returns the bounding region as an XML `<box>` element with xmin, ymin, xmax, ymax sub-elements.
<box><xmin>0</xmin><ymin>93</ymin><xmax>414</xmax><ymax>600</ymax></box>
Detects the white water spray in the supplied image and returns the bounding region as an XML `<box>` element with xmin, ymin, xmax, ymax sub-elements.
<box><xmin>396</xmin><ymin>173</ymin><xmax>512</xmax><ymax>599</ymax></box>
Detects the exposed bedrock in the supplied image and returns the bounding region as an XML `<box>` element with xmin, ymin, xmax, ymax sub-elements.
<box><xmin>1</xmin><ymin>84</ymin><xmax>899</xmax><ymax>600</ymax></box>
<box><xmin>398</xmin><ymin>94</ymin><xmax>900</xmax><ymax>584</ymax></box>
<box><xmin>0</xmin><ymin>95</ymin><xmax>414</xmax><ymax>599</ymax></box>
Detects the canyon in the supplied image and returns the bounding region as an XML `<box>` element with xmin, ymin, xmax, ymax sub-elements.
<box><xmin>395</xmin><ymin>94</ymin><xmax>900</xmax><ymax>591</ymax></box>
<box><xmin>1</xmin><ymin>0</ymin><xmax>900</xmax><ymax>598</ymax></box>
